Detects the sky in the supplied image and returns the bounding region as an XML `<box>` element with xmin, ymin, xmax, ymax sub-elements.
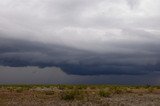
<box><xmin>0</xmin><ymin>0</ymin><xmax>160</xmax><ymax>84</ymax></box>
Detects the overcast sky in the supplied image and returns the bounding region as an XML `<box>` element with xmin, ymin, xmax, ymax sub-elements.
<box><xmin>0</xmin><ymin>0</ymin><xmax>160</xmax><ymax>82</ymax></box>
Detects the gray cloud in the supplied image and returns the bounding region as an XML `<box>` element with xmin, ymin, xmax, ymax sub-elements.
<box><xmin>0</xmin><ymin>0</ymin><xmax>160</xmax><ymax>76</ymax></box>
<box><xmin>126</xmin><ymin>0</ymin><xmax>140</xmax><ymax>9</ymax></box>
<box><xmin>0</xmin><ymin>37</ymin><xmax>160</xmax><ymax>75</ymax></box>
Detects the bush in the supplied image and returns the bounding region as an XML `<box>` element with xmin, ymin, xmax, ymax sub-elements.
<box><xmin>58</xmin><ymin>85</ymin><xmax>66</xmax><ymax>90</ymax></box>
<box><xmin>15</xmin><ymin>87</ymin><xmax>24</xmax><ymax>93</ymax></box>
<box><xmin>60</xmin><ymin>90</ymin><xmax>83</xmax><ymax>101</ymax></box>
<box><xmin>45</xmin><ymin>91</ymin><xmax>54</xmax><ymax>95</ymax></box>
<box><xmin>148</xmin><ymin>87</ymin><xmax>154</xmax><ymax>93</ymax></box>
<box><xmin>61</xmin><ymin>91</ymin><xmax>76</xmax><ymax>100</ymax></box>
<box><xmin>99</xmin><ymin>90</ymin><xmax>111</xmax><ymax>97</ymax></box>
<box><xmin>109</xmin><ymin>87</ymin><xmax>123</xmax><ymax>94</ymax></box>
<box><xmin>76</xmin><ymin>85</ymin><xmax>87</xmax><ymax>90</ymax></box>
<box><xmin>66</xmin><ymin>85</ymin><xmax>74</xmax><ymax>89</ymax></box>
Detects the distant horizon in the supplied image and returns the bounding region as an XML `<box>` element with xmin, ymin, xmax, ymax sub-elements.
<box><xmin>0</xmin><ymin>66</ymin><xmax>160</xmax><ymax>85</ymax></box>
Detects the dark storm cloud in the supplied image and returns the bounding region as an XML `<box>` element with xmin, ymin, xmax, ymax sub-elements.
<box><xmin>0</xmin><ymin>37</ymin><xmax>160</xmax><ymax>75</ymax></box>
<box><xmin>0</xmin><ymin>0</ymin><xmax>160</xmax><ymax>76</ymax></box>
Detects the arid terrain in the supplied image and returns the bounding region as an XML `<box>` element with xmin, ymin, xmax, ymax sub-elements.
<box><xmin>0</xmin><ymin>85</ymin><xmax>160</xmax><ymax>106</ymax></box>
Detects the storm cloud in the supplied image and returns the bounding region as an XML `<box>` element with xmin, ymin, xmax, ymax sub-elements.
<box><xmin>0</xmin><ymin>36</ymin><xmax>160</xmax><ymax>75</ymax></box>
<box><xmin>0</xmin><ymin>0</ymin><xmax>160</xmax><ymax>76</ymax></box>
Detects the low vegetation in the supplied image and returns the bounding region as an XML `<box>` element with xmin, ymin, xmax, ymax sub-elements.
<box><xmin>99</xmin><ymin>90</ymin><xmax>111</xmax><ymax>97</ymax></box>
<box><xmin>0</xmin><ymin>85</ymin><xmax>160</xmax><ymax>105</ymax></box>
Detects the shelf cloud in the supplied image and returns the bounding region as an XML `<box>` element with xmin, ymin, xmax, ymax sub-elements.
<box><xmin>0</xmin><ymin>0</ymin><xmax>160</xmax><ymax>76</ymax></box>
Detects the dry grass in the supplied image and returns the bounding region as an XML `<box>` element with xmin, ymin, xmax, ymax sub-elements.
<box><xmin>0</xmin><ymin>85</ymin><xmax>160</xmax><ymax>106</ymax></box>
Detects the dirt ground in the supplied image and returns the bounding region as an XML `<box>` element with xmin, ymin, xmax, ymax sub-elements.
<box><xmin>0</xmin><ymin>85</ymin><xmax>160</xmax><ymax>106</ymax></box>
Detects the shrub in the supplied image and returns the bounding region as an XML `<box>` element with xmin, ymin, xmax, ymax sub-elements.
<box><xmin>99</xmin><ymin>90</ymin><xmax>111</xmax><ymax>97</ymax></box>
<box><xmin>15</xmin><ymin>87</ymin><xmax>24</xmax><ymax>93</ymax></box>
<box><xmin>58</xmin><ymin>85</ymin><xmax>68</xmax><ymax>90</ymax></box>
<box><xmin>66</xmin><ymin>85</ymin><xmax>74</xmax><ymax>89</ymax></box>
<box><xmin>45</xmin><ymin>91</ymin><xmax>54</xmax><ymax>95</ymax></box>
<box><xmin>145</xmin><ymin>85</ymin><xmax>151</xmax><ymax>89</ymax></box>
<box><xmin>76</xmin><ymin>85</ymin><xmax>87</xmax><ymax>90</ymax></box>
<box><xmin>109</xmin><ymin>87</ymin><xmax>123</xmax><ymax>94</ymax></box>
<box><xmin>61</xmin><ymin>90</ymin><xmax>83</xmax><ymax>101</ymax></box>
<box><xmin>61</xmin><ymin>91</ymin><xmax>76</xmax><ymax>100</ymax></box>
<box><xmin>90</xmin><ymin>86</ymin><xmax>96</xmax><ymax>89</ymax></box>
<box><xmin>148</xmin><ymin>87</ymin><xmax>154</xmax><ymax>93</ymax></box>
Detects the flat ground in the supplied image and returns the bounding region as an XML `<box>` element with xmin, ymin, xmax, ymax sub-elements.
<box><xmin>0</xmin><ymin>85</ymin><xmax>160</xmax><ymax>106</ymax></box>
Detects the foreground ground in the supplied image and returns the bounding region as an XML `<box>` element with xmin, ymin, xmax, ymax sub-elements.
<box><xmin>0</xmin><ymin>85</ymin><xmax>160</xmax><ymax>106</ymax></box>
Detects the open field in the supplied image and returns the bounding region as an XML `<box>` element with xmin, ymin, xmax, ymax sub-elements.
<box><xmin>0</xmin><ymin>85</ymin><xmax>160</xmax><ymax>106</ymax></box>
